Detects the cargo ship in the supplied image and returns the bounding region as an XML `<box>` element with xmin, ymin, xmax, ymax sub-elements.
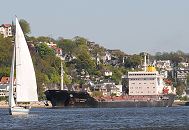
<box><xmin>44</xmin><ymin>70</ymin><xmax>175</xmax><ymax>107</ymax></box>
<box><xmin>45</xmin><ymin>90</ymin><xmax>175</xmax><ymax>108</ymax></box>
<box><xmin>45</xmin><ymin>56</ymin><xmax>175</xmax><ymax>108</ymax></box>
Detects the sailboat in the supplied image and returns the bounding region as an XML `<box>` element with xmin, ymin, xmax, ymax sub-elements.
<box><xmin>8</xmin><ymin>17</ymin><xmax>38</xmax><ymax>115</ymax></box>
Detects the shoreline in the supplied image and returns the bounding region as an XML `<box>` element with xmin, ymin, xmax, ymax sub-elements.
<box><xmin>0</xmin><ymin>100</ymin><xmax>51</xmax><ymax>108</ymax></box>
<box><xmin>0</xmin><ymin>100</ymin><xmax>188</xmax><ymax>108</ymax></box>
<box><xmin>172</xmin><ymin>100</ymin><xmax>187</xmax><ymax>106</ymax></box>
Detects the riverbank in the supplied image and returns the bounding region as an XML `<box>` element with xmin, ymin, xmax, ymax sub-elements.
<box><xmin>0</xmin><ymin>101</ymin><xmax>8</xmax><ymax>108</ymax></box>
<box><xmin>0</xmin><ymin>100</ymin><xmax>51</xmax><ymax>108</ymax></box>
<box><xmin>0</xmin><ymin>100</ymin><xmax>188</xmax><ymax>108</ymax></box>
<box><xmin>172</xmin><ymin>100</ymin><xmax>188</xmax><ymax>106</ymax></box>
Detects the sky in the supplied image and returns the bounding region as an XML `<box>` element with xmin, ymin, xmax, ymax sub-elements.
<box><xmin>1</xmin><ymin>0</ymin><xmax>189</xmax><ymax>54</ymax></box>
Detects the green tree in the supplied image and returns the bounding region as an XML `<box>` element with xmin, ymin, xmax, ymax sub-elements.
<box><xmin>111</xmin><ymin>68</ymin><xmax>123</xmax><ymax>85</ymax></box>
<box><xmin>73</xmin><ymin>36</ymin><xmax>87</xmax><ymax>46</ymax></box>
<box><xmin>57</xmin><ymin>38</ymin><xmax>76</xmax><ymax>54</ymax></box>
<box><xmin>0</xmin><ymin>36</ymin><xmax>13</xmax><ymax>77</ymax></box>
<box><xmin>75</xmin><ymin>45</ymin><xmax>96</xmax><ymax>74</ymax></box>
<box><xmin>154</xmin><ymin>51</ymin><xmax>186</xmax><ymax>66</ymax></box>
<box><xmin>36</xmin><ymin>43</ymin><xmax>55</xmax><ymax>58</ymax></box>
<box><xmin>124</xmin><ymin>54</ymin><xmax>142</xmax><ymax>69</ymax></box>
<box><xmin>176</xmin><ymin>82</ymin><xmax>186</xmax><ymax>96</ymax></box>
<box><xmin>19</xmin><ymin>19</ymin><xmax>31</xmax><ymax>35</ymax></box>
<box><xmin>35</xmin><ymin>72</ymin><xmax>49</xmax><ymax>100</ymax></box>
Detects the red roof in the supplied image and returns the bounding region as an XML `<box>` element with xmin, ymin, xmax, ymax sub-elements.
<box><xmin>0</xmin><ymin>77</ymin><xmax>10</xmax><ymax>84</ymax></box>
<box><xmin>1</xmin><ymin>24</ymin><xmax>11</xmax><ymax>28</ymax></box>
<box><xmin>56</xmin><ymin>48</ymin><xmax>62</xmax><ymax>51</ymax></box>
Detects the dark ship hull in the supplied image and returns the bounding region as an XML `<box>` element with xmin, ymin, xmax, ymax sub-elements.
<box><xmin>44</xmin><ymin>90</ymin><xmax>175</xmax><ymax>108</ymax></box>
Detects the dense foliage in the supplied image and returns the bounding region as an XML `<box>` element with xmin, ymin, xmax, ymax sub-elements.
<box><xmin>19</xmin><ymin>19</ymin><xmax>31</xmax><ymax>35</ymax></box>
<box><xmin>0</xmin><ymin>35</ymin><xmax>13</xmax><ymax>78</ymax></box>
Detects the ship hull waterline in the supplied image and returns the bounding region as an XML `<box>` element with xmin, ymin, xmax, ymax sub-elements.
<box><xmin>45</xmin><ymin>90</ymin><xmax>175</xmax><ymax>108</ymax></box>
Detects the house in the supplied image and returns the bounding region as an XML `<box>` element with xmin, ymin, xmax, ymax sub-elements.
<box><xmin>102</xmin><ymin>51</ymin><xmax>111</xmax><ymax>63</ymax></box>
<box><xmin>103</xmin><ymin>69</ymin><xmax>112</xmax><ymax>77</ymax></box>
<box><xmin>114</xmin><ymin>85</ymin><xmax>122</xmax><ymax>96</ymax></box>
<box><xmin>0</xmin><ymin>77</ymin><xmax>13</xmax><ymax>97</ymax></box>
<box><xmin>160</xmin><ymin>70</ymin><xmax>168</xmax><ymax>79</ymax></box>
<box><xmin>45</xmin><ymin>42</ymin><xmax>57</xmax><ymax>48</ymax></box>
<box><xmin>42</xmin><ymin>41</ymin><xmax>64</xmax><ymax>58</ymax></box>
<box><xmin>153</xmin><ymin>60</ymin><xmax>172</xmax><ymax>71</ymax></box>
<box><xmin>55</xmin><ymin>48</ymin><xmax>63</xmax><ymax>57</ymax></box>
<box><xmin>62</xmin><ymin>52</ymin><xmax>76</xmax><ymax>62</ymax></box>
<box><xmin>175</xmin><ymin>69</ymin><xmax>189</xmax><ymax>81</ymax></box>
<box><xmin>178</xmin><ymin>62</ymin><xmax>189</xmax><ymax>69</ymax></box>
<box><xmin>0</xmin><ymin>24</ymin><xmax>13</xmax><ymax>37</ymax></box>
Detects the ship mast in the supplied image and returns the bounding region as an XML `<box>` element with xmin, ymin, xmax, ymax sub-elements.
<box><xmin>61</xmin><ymin>60</ymin><xmax>64</xmax><ymax>90</ymax></box>
<box><xmin>144</xmin><ymin>53</ymin><xmax>147</xmax><ymax>72</ymax></box>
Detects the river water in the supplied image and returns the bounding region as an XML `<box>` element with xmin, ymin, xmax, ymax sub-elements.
<box><xmin>0</xmin><ymin>106</ymin><xmax>188</xmax><ymax>130</ymax></box>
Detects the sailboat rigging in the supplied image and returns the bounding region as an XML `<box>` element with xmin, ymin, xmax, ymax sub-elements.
<box><xmin>8</xmin><ymin>17</ymin><xmax>38</xmax><ymax>115</ymax></box>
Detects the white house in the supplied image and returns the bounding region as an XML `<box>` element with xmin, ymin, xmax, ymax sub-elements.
<box><xmin>0</xmin><ymin>76</ymin><xmax>16</xmax><ymax>97</ymax></box>
<box><xmin>102</xmin><ymin>51</ymin><xmax>111</xmax><ymax>63</ymax></box>
<box><xmin>104</xmin><ymin>69</ymin><xmax>112</xmax><ymax>77</ymax></box>
<box><xmin>153</xmin><ymin>60</ymin><xmax>172</xmax><ymax>71</ymax></box>
<box><xmin>0</xmin><ymin>24</ymin><xmax>13</xmax><ymax>37</ymax></box>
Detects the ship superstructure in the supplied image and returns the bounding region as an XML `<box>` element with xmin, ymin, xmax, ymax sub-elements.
<box><xmin>127</xmin><ymin>67</ymin><xmax>164</xmax><ymax>96</ymax></box>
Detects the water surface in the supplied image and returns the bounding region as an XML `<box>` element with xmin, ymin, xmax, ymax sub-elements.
<box><xmin>0</xmin><ymin>106</ymin><xmax>188</xmax><ymax>129</ymax></box>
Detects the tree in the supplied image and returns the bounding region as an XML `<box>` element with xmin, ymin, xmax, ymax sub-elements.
<box><xmin>111</xmin><ymin>68</ymin><xmax>123</xmax><ymax>85</ymax></box>
<box><xmin>176</xmin><ymin>82</ymin><xmax>186</xmax><ymax>96</ymax></box>
<box><xmin>57</xmin><ymin>38</ymin><xmax>76</xmax><ymax>54</ymax></box>
<box><xmin>75</xmin><ymin>45</ymin><xmax>96</xmax><ymax>74</ymax></box>
<box><xmin>36</xmin><ymin>43</ymin><xmax>55</xmax><ymax>58</ymax></box>
<box><xmin>124</xmin><ymin>54</ymin><xmax>142</xmax><ymax>69</ymax></box>
<box><xmin>0</xmin><ymin>36</ymin><xmax>12</xmax><ymax>77</ymax></box>
<box><xmin>37</xmin><ymin>36</ymin><xmax>55</xmax><ymax>43</ymax></box>
<box><xmin>154</xmin><ymin>51</ymin><xmax>186</xmax><ymax>66</ymax></box>
<box><xmin>19</xmin><ymin>19</ymin><xmax>31</xmax><ymax>35</ymax></box>
<box><xmin>73</xmin><ymin>36</ymin><xmax>87</xmax><ymax>46</ymax></box>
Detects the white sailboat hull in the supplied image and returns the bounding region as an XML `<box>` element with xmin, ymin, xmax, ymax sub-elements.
<box><xmin>9</xmin><ymin>106</ymin><xmax>30</xmax><ymax>115</ymax></box>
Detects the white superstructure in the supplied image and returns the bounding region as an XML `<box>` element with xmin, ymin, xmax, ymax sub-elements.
<box><xmin>127</xmin><ymin>70</ymin><xmax>164</xmax><ymax>95</ymax></box>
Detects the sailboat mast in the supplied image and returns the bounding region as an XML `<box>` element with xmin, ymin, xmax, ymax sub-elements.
<box><xmin>9</xmin><ymin>44</ymin><xmax>16</xmax><ymax>107</ymax></box>
<box><xmin>60</xmin><ymin>60</ymin><xmax>64</xmax><ymax>90</ymax></box>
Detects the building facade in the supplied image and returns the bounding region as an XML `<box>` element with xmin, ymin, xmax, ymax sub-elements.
<box><xmin>0</xmin><ymin>24</ymin><xmax>13</xmax><ymax>37</ymax></box>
